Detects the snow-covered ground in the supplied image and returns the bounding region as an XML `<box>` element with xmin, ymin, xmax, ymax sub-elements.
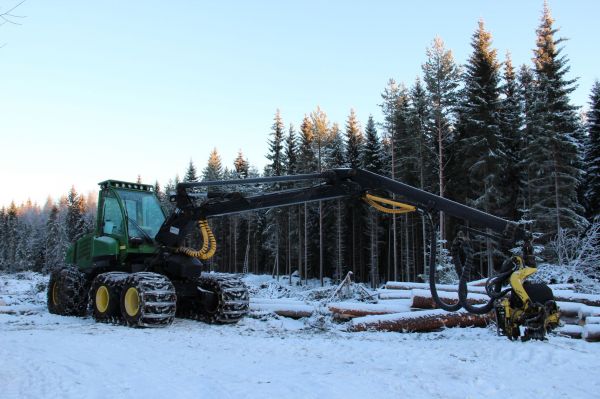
<box><xmin>1</xmin><ymin>273</ymin><xmax>599</xmax><ymax>399</ymax></box>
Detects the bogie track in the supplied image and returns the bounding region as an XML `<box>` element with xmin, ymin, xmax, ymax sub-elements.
<box><xmin>120</xmin><ymin>272</ymin><xmax>177</xmax><ymax>327</ymax></box>
<box><xmin>49</xmin><ymin>268</ymin><xmax>249</xmax><ymax>327</ymax></box>
<box><xmin>47</xmin><ymin>266</ymin><xmax>89</xmax><ymax>316</ymax></box>
<box><xmin>177</xmin><ymin>273</ymin><xmax>249</xmax><ymax>324</ymax></box>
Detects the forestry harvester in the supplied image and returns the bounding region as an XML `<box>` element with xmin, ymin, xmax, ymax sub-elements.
<box><xmin>48</xmin><ymin>168</ymin><xmax>559</xmax><ymax>340</ymax></box>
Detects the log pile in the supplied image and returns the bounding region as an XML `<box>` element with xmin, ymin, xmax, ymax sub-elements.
<box><xmin>248</xmin><ymin>279</ymin><xmax>600</xmax><ymax>340</ymax></box>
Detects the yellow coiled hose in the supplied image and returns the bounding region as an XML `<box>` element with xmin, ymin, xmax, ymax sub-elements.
<box><xmin>176</xmin><ymin>219</ymin><xmax>217</xmax><ymax>260</ymax></box>
<box><xmin>363</xmin><ymin>193</ymin><xmax>416</xmax><ymax>214</ymax></box>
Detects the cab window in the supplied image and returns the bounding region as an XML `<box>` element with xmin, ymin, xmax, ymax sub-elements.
<box><xmin>116</xmin><ymin>190</ymin><xmax>165</xmax><ymax>239</ymax></box>
<box><xmin>103</xmin><ymin>196</ymin><xmax>124</xmax><ymax>236</ymax></box>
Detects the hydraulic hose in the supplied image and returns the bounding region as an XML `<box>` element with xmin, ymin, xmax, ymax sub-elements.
<box><xmin>176</xmin><ymin>219</ymin><xmax>217</xmax><ymax>261</ymax></box>
<box><xmin>425</xmin><ymin>210</ymin><xmax>511</xmax><ymax>314</ymax></box>
<box><xmin>365</xmin><ymin>193</ymin><xmax>511</xmax><ymax>314</ymax></box>
<box><xmin>425</xmin><ymin>212</ymin><xmax>462</xmax><ymax>312</ymax></box>
<box><xmin>452</xmin><ymin>234</ymin><xmax>496</xmax><ymax>315</ymax></box>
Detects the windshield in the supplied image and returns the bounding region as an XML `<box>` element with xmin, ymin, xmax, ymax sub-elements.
<box><xmin>115</xmin><ymin>189</ymin><xmax>165</xmax><ymax>239</ymax></box>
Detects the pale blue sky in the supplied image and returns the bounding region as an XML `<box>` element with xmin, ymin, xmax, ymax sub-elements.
<box><xmin>1</xmin><ymin>0</ymin><xmax>598</xmax><ymax>207</ymax></box>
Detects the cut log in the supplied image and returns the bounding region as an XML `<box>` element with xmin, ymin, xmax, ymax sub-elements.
<box><xmin>410</xmin><ymin>289</ymin><xmax>489</xmax><ymax>310</ymax></box>
<box><xmin>553</xmin><ymin>291</ymin><xmax>600</xmax><ymax>307</ymax></box>
<box><xmin>249</xmin><ymin>300</ymin><xmax>314</xmax><ymax>319</ymax></box>
<box><xmin>556</xmin><ymin>301</ymin><xmax>582</xmax><ymax>317</ymax></box>
<box><xmin>583</xmin><ymin>325</ymin><xmax>600</xmax><ymax>342</ymax></box>
<box><xmin>378</xmin><ymin>290</ymin><xmax>411</xmax><ymax>300</ymax></box>
<box><xmin>586</xmin><ymin>316</ymin><xmax>600</xmax><ymax>325</ymax></box>
<box><xmin>578</xmin><ymin>305</ymin><xmax>600</xmax><ymax>322</ymax></box>
<box><xmin>328</xmin><ymin>300</ymin><xmax>411</xmax><ymax>319</ymax></box>
<box><xmin>349</xmin><ymin>309</ymin><xmax>492</xmax><ymax>333</ymax></box>
<box><xmin>556</xmin><ymin>324</ymin><xmax>583</xmax><ymax>339</ymax></box>
<box><xmin>468</xmin><ymin>279</ymin><xmax>488</xmax><ymax>287</ymax></box>
<box><xmin>385</xmin><ymin>282</ymin><xmax>487</xmax><ymax>295</ymax></box>
<box><xmin>548</xmin><ymin>283</ymin><xmax>576</xmax><ymax>291</ymax></box>
<box><xmin>556</xmin><ymin>301</ymin><xmax>583</xmax><ymax>324</ymax></box>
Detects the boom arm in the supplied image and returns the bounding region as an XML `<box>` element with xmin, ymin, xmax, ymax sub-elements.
<box><xmin>156</xmin><ymin>168</ymin><xmax>526</xmax><ymax>248</ymax></box>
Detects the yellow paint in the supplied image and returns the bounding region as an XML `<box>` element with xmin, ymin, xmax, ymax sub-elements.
<box><xmin>52</xmin><ymin>281</ymin><xmax>59</xmax><ymax>306</ymax></box>
<box><xmin>95</xmin><ymin>285</ymin><xmax>110</xmax><ymax>313</ymax></box>
<box><xmin>509</xmin><ymin>266</ymin><xmax>538</xmax><ymax>309</ymax></box>
<box><xmin>124</xmin><ymin>287</ymin><xmax>140</xmax><ymax>317</ymax></box>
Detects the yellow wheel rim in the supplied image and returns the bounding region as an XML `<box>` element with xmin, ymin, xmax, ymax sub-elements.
<box><xmin>95</xmin><ymin>285</ymin><xmax>110</xmax><ymax>313</ymax></box>
<box><xmin>124</xmin><ymin>287</ymin><xmax>140</xmax><ymax>317</ymax></box>
<box><xmin>52</xmin><ymin>282</ymin><xmax>59</xmax><ymax>306</ymax></box>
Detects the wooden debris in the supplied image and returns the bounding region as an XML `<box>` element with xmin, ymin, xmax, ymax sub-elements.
<box><xmin>410</xmin><ymin>289</ymin><xmax>488</xmax><ymax>309</ymax></box>
<box><xmin>349</xmin><ymin>309</ymin><xmax>492</xmax><ymax>333</ymax></box>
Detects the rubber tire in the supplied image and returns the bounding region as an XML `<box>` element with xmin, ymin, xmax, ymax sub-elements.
<box><xmin>119</xmin><ymin>272</ymin><xmax>176</xmax><ymax>328</ymax></box>
<box><xmin>89</xmin><ymin>273</ymin><xmax>126</xmax><ymax>322</ymax></box>
<box><xmin>47</xmin><ymin>267</ymin><xmax>89</xmax><ymax>316</ymax></box>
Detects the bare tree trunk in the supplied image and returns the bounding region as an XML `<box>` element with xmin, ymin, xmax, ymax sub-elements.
<box><xmin>304</xmin><ymin>202</ymin><xmax>308</xmax><ymax>284</ymax></box>
<box><xmin>298</xmin><ymin>205</ymin><xmax>302</xmax><ymax>285</ymax></box>
<box><xmin>234</xmin><ymin>217</ymin><xmax>238</xmax><ymax>274</ymax></box>
<box><xmin>352</xmin><ymin>209</ymin><xmax>356</xmax><ymax>276</ymax></box>
<box><xmin>319</xmin><ymin>201</ymin><xmax>323</xmax><ymax>287</ymax></box>
<box><xmin>393</xmin><ymin>215</ymin><xmax>398</xmax><ymax>280</ymax></box>
<box><xmin>288</xmin><ymin>210</ymin><xmax>292</xmax><ymax>285</ymax></box>
<box><xmin>370</xmin><ymin>213</ymin><xmax>375</xmax><ymax>289</ymax></box>
<box><xmin>391</xmin><ymin>129</ymin><xmax>398</xmax><ymax>282</ymax></box>
<box><xmin>337</xmin><ymin>199</ymin><xmax>342</xmax><ymax>281</ymax></box>
<box><xmin>404</xmin><ymin>214</ymin><xmax>410</xmax><ymax>281</ymax></box>
<box><xmin>437</xmin><ymin>113</ymin><xmax>445</xmax><ymax>245</ymax></box>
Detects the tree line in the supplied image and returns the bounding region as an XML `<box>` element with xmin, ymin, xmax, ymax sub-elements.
<box><xmin>1</xmin><ymin>4</ymin><xmax>599</xmax><ymax>286</ymax></box>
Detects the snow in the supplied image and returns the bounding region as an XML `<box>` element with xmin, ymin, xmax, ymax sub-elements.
<box><xmin>2</xmin><ymin>273</ymin><xmax>600</xmax><ymax>399</ymax></box>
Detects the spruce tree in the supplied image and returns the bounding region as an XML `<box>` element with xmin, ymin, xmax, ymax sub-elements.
<box><xmin>528</xmin><ymin>3</ymin><xmax>586</xmax><ymax>236</ymax></box>
<box><xmin>325</xmin><ymin>123</ymin><xmax>345</xmax><ymax>169</ymax></box>
<box><xmin>298</xmin><ymin>115</ymin><xmax>317</xmax><ymax>173</ymax></box>
<box><xmin>66</xmin><ymin>187</ymin><xmax>86</xmax><ymax>242</ymax></box>
<box><xmin>345</xmin><ymin>109</ymin><xmax>363</xmax><ymax>168</ymax></box>
<box><xmin>499</xmin><ymin>52</ymin><xmax>523</xmax><ymax>222</ymax></box>
<box><xmin>380</xmin><ymin>79</ymin><xmax>401</xmax><ymax>179</ymax></box>
<box><xmin>584</xmin><ymin>81</ymin><xmax>600</xmax><ymax>219</ymax></box>
<box><xmin>422</xmin><ymin>36</ymin><xmax>460</xmax><ymax>241</ymax></box>
<box><xmin>266</xmin><ymin>109</ymin><xmax>285</xmax><ymax>176</ymax></box>
<box><xmin>184</xmin><ymin>159</ymin><xmax>199</xmax><ymax>182</ymax></box>
<box><xmin>409</xmin><ymin>77</ymin><xmax>433</xmax><ymax>191</ymax></box>
<box><xmin>0</xmin><ymin>207</ymin><xmax>6</xmax><ymax>270</ymax></box>
<box><xmin>517</xmin><ymin>65</ymin><xmax>539</xmax><ymax>222</ymax></box>
<box><xmin>392</xmin><ymin>85</ymin><xmax>413</xmax><ymax>185</ymax></box>
<box><xmin>453</xmin><ymin>21</ymin><xmax>506</xmax><ymax>276</ymax></box>
<box><xmin>284</xmin><ymin>125</ymin><xmax>298</xmax><ymax>174</ymax></box>
<box><xmin>362</xmin><ymin>115</ymin><xmax>383</xmax><ymax>173</ymax></box>
<box><xmin>44</xmin><ymin>205</ymin><xmax>67</xmax><ymax>272</ymax></box>
<box><xmin>454</xmin><ymin>20</ymin><xmax>504</xmax><ymax>215</ymax></box>
<box><xmin>202</xmin><ymin>148</ymin><xmax>224</xmax><ymax>181</ymax></box>
<box><xmin>234</xmin><ymin>150</ymin><xmax>250</xmax><ymax>178</ymax></box>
